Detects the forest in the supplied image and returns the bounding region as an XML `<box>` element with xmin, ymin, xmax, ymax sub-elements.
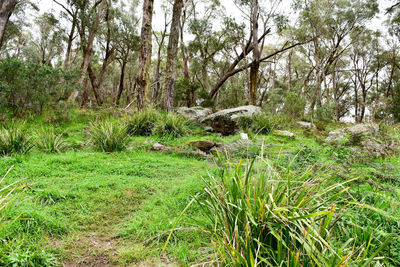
<box><xmin>0</xmin><ymin>0</ymin><xmax>400</xmax><ymax>266</ymax></box>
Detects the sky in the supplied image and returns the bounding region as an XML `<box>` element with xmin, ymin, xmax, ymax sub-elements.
<box><xmin>35</xmin><ymin>0</ymin><xmax>394</xmax><ymax>39</ymax></box>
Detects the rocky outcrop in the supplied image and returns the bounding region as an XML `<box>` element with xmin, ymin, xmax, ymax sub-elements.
<box><xmin>176</xmin><ymin>107</ymin><xmax>212</xmax><ymax>122</ymax></box>
<box><xmin>201</xmin><ymin>105</ymin><xmax>261</xmax><ymax>135</ymax></box>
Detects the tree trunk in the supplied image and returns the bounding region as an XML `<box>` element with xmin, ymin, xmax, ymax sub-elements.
<box><xmin>248</xmin><ymin>0</ymin><xmax>259</xmax><ymax>105</ymax></box>
<box><xmin>63</xmin><ymin>14</ymin><xmax>77</xmax><ymax>70</ymax></box>
<box><xmin>80</xmin><ymin>76</ymin><xmax>90</xmax><ymax>108</ymax></box>
<box><xmin>0</xmin><ymin>0</ymin><xmax>18</xmax><ymax>50</ymax></box>
<box><xmin>162</xmin><ymin>0</ymin><xmax>184</xmax><ymax>112</ymax></box>
<box><xmin>152</xmin><ymin>17</ymin><xmax>168</xmax><ymax>103</ymax></box>
<box><xmin>116</xmin><ymin>60</ymin><xmax>127</xmax><ymax>106</ymax></box>
<box><xmin>87</xmin><ymin>64</ymin><xmax>103</xmax><ymax>106</ymax></box>
<box><xmin>136</xmin><ymin>0</ymin><xmax>154</xmax><ymax>110</ymax></box>
<box><xmin>287</xmin><ymin>50</ymin><xmax>293</xmax><ymax>92</ymax></box>
<box><xmin>70</xmin><ymin>0</ymin><xmax>107</xmax><ymax>102</ymax></box>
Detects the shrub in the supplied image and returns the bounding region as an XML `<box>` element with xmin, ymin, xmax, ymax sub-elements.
<box><xmin>153</xmin><ymin>114</ymin><xmax>190</xmax><ymax>138</ymax></box>
<box><xmin>170</xmin><ymin>155</ymin><xmax>391</xmax><ymax>266</ymax></box>
<box><xmin>0</xmin><ymin>124</ymin><xmax>33</xmax><ymax>156</ymax></box>
<box><xmin>88</xmin><ymin>121</ymin><xmax>128</xmax><ymax>152</ymax></box>
<box><xmin>0</xmin><ymin>58</ymin><xmax>76</xmax><ymax>117</ymax></box>
<box><xmin>126</xmin><ymin>109</ymin><xmax>161</xmax><ymax>136</ymax></box>
<box><xmin>35</xmin><ymin>128</ymin><xmax>66</xmax><ymax>153</ymax></box>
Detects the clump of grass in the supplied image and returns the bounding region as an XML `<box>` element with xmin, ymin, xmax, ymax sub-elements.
<box><xmin>153</xmin><ymin>114</ymin><xmax>190</xmax><ymax>139</ymax></box>
<box><xmin>89</xmin><ymin>120</ymin><xmax>129</xmax><ymax>152</ymax></box>
<box><xmin>238</xmin><ymin>113</ymin><xmax>280</xmax><ymax>135</ymax></box>
<box><xmin>35</xmin><ymin>128</ymin><xmax>66</xmax><ymax>153</ymax></box>
<box><xmin>126</xmin><ymin>109</ymin><xmax>161</xmax><ymax>136</ymax></box>
<box><xmin>0</xmin><ymin>123</ymin><xmax>33</xmax><ymax>156</ymax></box>
<box><xmin>166</xmin><ymin>153</ymin><xmax>392</xmax><ymax>266</ymax></box>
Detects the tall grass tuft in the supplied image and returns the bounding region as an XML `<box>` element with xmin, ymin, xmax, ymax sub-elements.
<box><xmin>35</xmin><ymin>128</ymin><xmax>66</xmax><ymax>153</ymax></box>
<box><xmin>126</xmin><ymin>109</ymin><xmax>161</xmax><ymax>136</ymax></box>
<box><xmin>176</xmin><ymin>153</ymin><xmax>392</xmax><ymax>266</ymax></box>
<box><xmin>153</xmin><ymin>113</ymin><xmax>190</xmax><ymax>139</ymax></box>
<box><xmin>89</xmin><ymin>120</ymin><xmax>128</xmax><ymax>152</ymax></box>
<box><xmin>0</xmin><ymin>124</ymin><xmax>33</xmax><ymax>156</ymax></box>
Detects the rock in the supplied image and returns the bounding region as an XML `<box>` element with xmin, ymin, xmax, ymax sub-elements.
<box><xmin>201</xmin><ymin>105</ymin><xmax>261</xmax><ymax>135</ymax></box>
<box><xmin>176</xmin><ymin>106</ymin><xmax>212</xmax><ymax>122</ymax></box>
<box><xmin>276</xmin><ymin>130</ymin><xmax>296</xmax><ymax>138</ymax></box>
<box><xmin>151</xmin><ymin>143</ymin><xmax>172</xmax><ymax>152</ymax></box>
<box><xmin>347</xmin><ymin>123</ymin><xmax>379</xmax><ymax>136</ymax></box>
<box><xmin>326</xmin><ymin>123</ymin><xmax>379</xmax><ymax>145</ymax></box>
<box><xmin>188</xmin><ymin>140</ymin><xmax>216</xmax><ymax>152</ymax></box>
<box><xmin>297</xmin><ymin>121</ymin><xmax>316</xmax><ymax>129</ymax></box>
<box><xmin>240</xmin><ymin>133</ymin><xmax>249</xmax><ymax>140</ymax></box>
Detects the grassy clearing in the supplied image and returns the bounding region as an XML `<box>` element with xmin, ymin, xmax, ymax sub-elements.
<box><xmin>0</xmin><ymin>112</ymin><xmax>399</xmax><ymax>265</ymax></box>
<box><xmin>0</xmin><ymin>150</ymin><xmax>209</xmax><ymax>265</ymax></box>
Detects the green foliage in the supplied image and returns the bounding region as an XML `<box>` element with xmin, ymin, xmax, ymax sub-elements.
<box><xmin>284</xmin><ymin>91</ymin><xmax>306</xmax><ymax>119</ymax></box>
<box><xmin>239</xmin><ymin>112</ymin><xmax>294</xmax><ymax>134</ymax></box>
<box><xmin>238</xmin><ymin>113</ymin><xmax>275</xmax><ymax>134</ymax></box>
<box><xmin>126</xmin><ymin>109</ymin><xmax>161</xmax><ymax>136</ymax></box>
<box><xmin>0</xmin><ymin>123</ymin><xmax>33</xmax><ymax>156</ymax></box>
<box><xmin>0</xmin><ymin>58</ymin><xmax>76</xmax><ymax>117</ymax></box>
<box><xmin>315</xmin><ymin>103</ymin><xmax>335</xmax><ymax>122</ymax></box>
<box><xmin>153</xmin><ymin>114</ymin><xmax>190</xmax><ymax>139</ymax></box>
<box><xmin>89</xmin><ymin>121</ymin><xmax>129</xmax><ymax>152</ymax></box>
<box><xmin>35</xmin><ymin>128</ymin><xmax>66</xmax><ymax>153</ymax></box>
<box><xmin>186</xmin><ymin>156</ymin><xmax>391</xmax><ymax>266</ymax></box>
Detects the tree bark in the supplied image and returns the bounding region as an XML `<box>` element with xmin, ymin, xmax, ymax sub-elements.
<box><xmin>161</xmin><ymin>0</ymin><xmax>184</xmax><ymax>112</ymax></box>
<box><xmin>249</xmin><ymin>0</ymin><xmax>259</xmax><ymax>105</ymax></box>
<box><xmin>136</xmin><ymin>0</ymin><xmax>154</xmax><ymax>110</ymax></box>
<box><xmin>116</xmin><ymin>60</ymin><xmax>127</xmax><ymax>106</ymax></box>
<box><xmin>0</xmin><ymin>0</ymin><xmax>18</xmax><ymax>50</ymax></box>
<box><xmin>63</xmin><ymin>14</ymin><xmax>77</xmax><ymax>70</ymax></box>
<box><xmin>70</xmin><ymin>0</ymin><xmax>107</xmax><ymax>102</ymax></box>
<box><xmin>152</xmin><ymin>15</ymin><xmax>168</xmax><ymax>103</ymax></box>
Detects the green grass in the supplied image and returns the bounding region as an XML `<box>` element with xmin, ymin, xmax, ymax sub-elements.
<box><xmin>0</xmin><ymin>111</ymin><xmax>399</xmax><ymax>265</ymax></box>
<box><xmin>0</xmin><ymin>150</ymin><xmax>209</xmax><ymax>265</ymax></box>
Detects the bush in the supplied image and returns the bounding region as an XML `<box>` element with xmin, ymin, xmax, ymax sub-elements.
<box><xmin>89</xmin><ymin>121</ymin><xmax>128</xmax><ymax>152</ymax></box>
<box><xmin>0</xmin><ymin>124</ymin><xmax>33</xmax><ymax>156</ymax></box>
<box><xmin>173</xmin><ymin>155</ymin><xmax>392</xmax><ymax>266</ymax></box>
<box><xmin>35</xmin><ymin>128</ymin><xmax>66</xmax><ymax>153</ymax></box>
<box><xmin>126</xmin><ymin>109</ymin><xmax>161</xmax><ymax>136</ymax></box>
<box><xmin>153</xmin><ymin>114</ymin><xmax>190</xmax><ymax>139</ymax></box>
<box><xmin>0</xmin><ymin>58</ymin><xmax>77</xmax><ymax>117</ymax></box>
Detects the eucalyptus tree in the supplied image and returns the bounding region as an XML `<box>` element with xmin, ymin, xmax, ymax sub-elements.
<box><xmin>53</xmin><ymin>0</ymin><xmax>79</xmax><ymax>70</ymax></box>
<box><xmin>83</xmin><ymin>1</ymin><xmax>119</xmax><ymax>106</ymax></box>
<box><xmin>293</xmin><ymin>0</ymin><xmax>379</xmax><ymax>119</ymax></box>
<box><xmin>136</xmin><ymin>0</ymin><xmax>154</xmax><ymax>110</ymax></box>
<box><xmin>0</xmin><ymin>0</ymin><xmax>19</xmax><ymax>49</ymax></box>
<box><xmin>115</xmin><ymin>5</ymin><xmax>139</xmax><ymax>106</ymax></box>
<box><xmin>68</xmin><ymin>0</ymin><xmax>107</xmax><ymax>102</ymax></box>
<box><xmin>161</xmin><ymin>0</ymin><xmax>184</xmax><ymax>112</ymax></box>
<box><xmin>33</xmin><ymin>12</ymin><xmax>65</xmax><ymax>66</ymax></box>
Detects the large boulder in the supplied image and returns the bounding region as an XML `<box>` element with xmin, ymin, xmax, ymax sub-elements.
<box><xmin>201</xmin><ymin>105</ymin><xmax>261</xmax><ymax>135</ymax></box>
<box><xmin>176</xmin><ymin>106</ymin><xmax>212</xmax><ymax>122</ymax></box>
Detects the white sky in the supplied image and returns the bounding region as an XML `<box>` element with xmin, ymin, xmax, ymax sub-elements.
<box><xmin>34</xmin><ymin>0</ymin><xmax>393</xmax><ymax>39</ymax></box>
